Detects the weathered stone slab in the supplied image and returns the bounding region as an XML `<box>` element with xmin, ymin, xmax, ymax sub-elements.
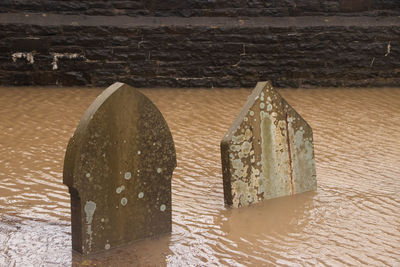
<box><xmin>221</xmin><ymin>81</ymin><xmax>316</xmax><ymax>208</ymax></box>
<box><xmin>63</xmin><ymin>82</ymin><xmax>176</xmax><ymax>254</ymax></box>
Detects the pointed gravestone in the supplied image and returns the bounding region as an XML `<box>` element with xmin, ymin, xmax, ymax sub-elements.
<box><xmin>63</xmin><ymin>82</ymin><xmax>176</xmax><ymax>254</ymax></box>
<box><xmin>221</xmin><ymin>81</ymin><xmax>316</xmax><ymax>208</ymax></box>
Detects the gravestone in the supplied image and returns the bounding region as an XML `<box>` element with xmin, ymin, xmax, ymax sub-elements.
<box><xmin>221</xmin><ymin>81</ymin><xmax>317</xmax><ymax>208</ymax></box>
<box><xmin>63</xmin><ymin>82</ymin><xmax>176</xmax><ymax>254</ymax></box>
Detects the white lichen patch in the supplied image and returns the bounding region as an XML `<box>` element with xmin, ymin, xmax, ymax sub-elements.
<box><xmin>232</xmin><ymin>133</ymin><xmax>245</xmax><ymax>143</ymax></box>
<box><xmin>231</xmin><ymin>141</ymin><xmax>242</xmax><ymax>150</ymax></box>
<box><xmin>138</xmin><ymin>150</ymin><xmax>141</xmax><ymax>155</ymax></box>
<box><xmin>116</xmin><ymin>185</ymin><xmax>125</xmax><ymax>194</ymax></box>
<box><xmin>157</xmin><ymin>168</ymin><xmax>162</xmax><ymax>173</ymax></box>
<box><xmin>241</xmin><ymin>141</ymin><xmax>251</xmax><ymax>155</ymax></box>
<box><xmin>260</xmin><ymin>103</ymin><xmax>265</xmax><ymax>109</ymax></box>
<box><xmin>232</xmin><ymin>180</ymin><xmax>250</xmax><ymax>207</ymax></box>
<box><xmin>160</xmin><ymin>204</ymin><xmax>166</xmax><ymax>211</ymax></box>
<box><xmin>84</xmin><ymin>201</ymin><xmax>96</xmax><ymax>250</ymax></box>
<box><xmin>244</xmin><ymin>128</ymin><xmax>252</xmax><ymax>140</ymax></box>
<box><xmin>138</xmin><ymin>192</ymin><xmax>144</xmax><ymax>198</ymax></box>
<box><xmin>85</xmin><ymin>173</ymin><xmax>90</xmax><ymax>178</ymax></box>
<box><xmin>232</xmin><ymin>159</ymin><xmax>244</xmax><ymax>173</ymax></box>
<box><xmin>249</xmin><ymin>166</ymin><xmax>265</xmax><ymax>199</ymax></box>
<box><xmin>124</xmin><ymin>172</ymin><xmax>131</xmax><ymax>180</ymax></box>
<box><xmin>288</xmin><ymin>124</ymin><xmax>317</xmax><ymax>193</ymax></box>
<box><xmin>260</xmin><ymin>112</ymin><xmax>292</xmax><ymax>199</ymax></box>
<box><xmin>105</xmin><ymin>243</ymin><xmax>111</xmax><ymax>250</ymax></box>
<box><xmin>84</xmin><ymin>201</ymin><xmax>96</xmax><ymax>225</ymax></box>
<box><xmin>12</xmin><ymin>52</ymin><xmax>34</xmax><ymax>64</ymax></box>
<box><xmin>121</xmin><ymin>197</ymin><xmax>128</xmax><ymax>206</ymax></box>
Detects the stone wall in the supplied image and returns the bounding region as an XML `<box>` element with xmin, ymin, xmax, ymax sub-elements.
<box><xmin>0</xmin><ymin>0</ymin><xmax>399</xmax><ymax>17</ymax></box>
<box><xmin>0</xmin><ymin>1</ymin><xmax>399</xmax><ymax>88</ymax></box>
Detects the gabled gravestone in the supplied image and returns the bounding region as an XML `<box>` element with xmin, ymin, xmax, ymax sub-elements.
<box><xmin>63</xmin><ymin>82</ymin><xmax>176</xmax><ymax>254</ymax></box>
<box><xmin>221</xmin><ymin>81</ymin><xmax>317</xmax><ymax>208</ymax></box>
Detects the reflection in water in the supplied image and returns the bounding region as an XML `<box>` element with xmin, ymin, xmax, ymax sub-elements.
<box><xmin>71</xmin><ymin>234</ymin><xmax>171</xmax><ymax>266</ymax></box>
<box><xmin>0</xmin><ymin>87</ymin><xmax>399</xmax><ymax>266</ymax></box>
<box><xmin>218</xmin><ymin>192</ymin><xmax>316</xmax><ymax>238</ymax></box>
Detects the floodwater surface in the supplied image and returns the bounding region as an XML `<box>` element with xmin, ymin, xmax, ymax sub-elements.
<box><xmin>0</xmin><ymin>87</ymin><xmax>399</xmax><ymax>266</ymax></box>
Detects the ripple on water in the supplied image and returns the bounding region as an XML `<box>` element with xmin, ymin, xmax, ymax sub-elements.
<box><xmin>0</xmin><ymin>87</ymin><xmax>399</xmax><ymax>266</ymax></box>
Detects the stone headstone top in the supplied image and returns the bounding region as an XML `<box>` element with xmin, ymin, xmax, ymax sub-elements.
<box><xmin>221</xmin><ymin>81</ymin><xmax>317</xmax><ymax>208</ymax></box>
<box><xmin>63</xmin><ymin>82</ymin><xmax>176</xmax><ymax>254</ymax></box>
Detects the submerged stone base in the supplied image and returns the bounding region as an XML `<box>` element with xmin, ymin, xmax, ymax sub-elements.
<box><xmin>0</xmin><ymin>13</ymin><xmax>399</xmax><ymax>87</ymax></box>
<box><xmin>221</xmin><ymin>81</ymin><xmax>317</xmax><ymax>207</ymax></box>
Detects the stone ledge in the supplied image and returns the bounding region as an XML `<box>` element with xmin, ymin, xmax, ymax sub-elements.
<box><xmin>0</xmin><ymin>0</ymin><xmax>399</xmax><ymax>17</ymax></box>
<box><xmin>0</xmin><ymin>13</ymin><xmax>400</xmax><ymax>28</ymax></box>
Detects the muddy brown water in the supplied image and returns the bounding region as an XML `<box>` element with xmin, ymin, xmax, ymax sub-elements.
<box><xmin>0</xmin><ymin>87</ymin><xmax>399</xmax><ymax>266</ymax></box>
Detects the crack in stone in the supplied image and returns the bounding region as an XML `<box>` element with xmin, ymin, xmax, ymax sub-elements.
<box><xmin>285</xmin><ymin>112</ymin><xmax>294</xmax><ymax>195</ymax></box>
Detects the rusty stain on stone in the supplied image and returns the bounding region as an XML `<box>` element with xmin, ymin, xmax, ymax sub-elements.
<box><xmin>221</xmin><ymin>81</ymin><xmax>317</xmax><ymax>208</ymax></box>
<box><xmin>63</xmin><ymin>82</ymin><xmax>176</xmax><ymax>254</ymax></box>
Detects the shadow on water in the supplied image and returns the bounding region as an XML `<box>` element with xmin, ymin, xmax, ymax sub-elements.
<box><xmin>217</xmin><ymin>191</ymin><xmax>317</xmax><ymax>240</ymax></box>
<box><xmin>71</xmin><ymin>234</ymin><xmax>172</xmax><ymax>266</ymax></box>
